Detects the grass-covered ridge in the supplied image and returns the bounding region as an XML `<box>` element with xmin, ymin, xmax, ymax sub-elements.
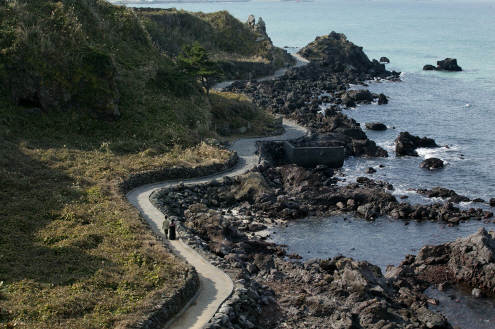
<box><xmin>0</xmin><ymin>0</ymin><xmax>207</xmax><ymax>125</ymax></box>
<box><xmin>136</xmin><ymin>8</ymin><xmax>293</xmax><ymax>80</ymax></box>
<box><xmin>0</xmin><ymin>0</ymin><xmax>281</xmax><ymax>328</ymax></box>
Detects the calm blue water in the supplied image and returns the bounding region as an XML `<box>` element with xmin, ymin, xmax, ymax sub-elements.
<box><xmin>133</xmin><ymin>2</ymin><xmax>495</xmax><ymax>325</ymax></box>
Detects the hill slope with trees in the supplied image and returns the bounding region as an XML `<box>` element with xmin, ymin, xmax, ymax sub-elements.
<box><xmin>0</xmin><ymin>0</ymin><xmax>284</xmax><ymax>328</ymax></box>
<box><xmin>135</xmin><ymin>8</ymin><xmax>293</xmax><ymax>80</ymax></box>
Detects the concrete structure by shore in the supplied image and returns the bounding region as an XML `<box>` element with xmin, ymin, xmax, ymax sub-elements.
<box><xmin>284</xmin><ymin>141</ymin><xmax>345</xmax><ymax>168</ymax></box>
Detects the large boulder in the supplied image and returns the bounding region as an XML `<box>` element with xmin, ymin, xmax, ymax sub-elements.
<box><xmin>341</xmin><ymin>89</ymin><xmax>374</xmax><ymax>104</ymax></box>
<box><xmin>420</xmin><ymin>158</ymin><xmax>444</xmax><ymax>169</ymax></box>
<box><xmin>365</xmin><ymin>122</ymin><xmax>387</xmax><ymax>131</ymax></box>
<box><xmin>395</xmin><ymin>131</ymin><xmax>438</xmax><ymax>156</ymax></box>
<box><xmin>298</xmin><ymin>31</ymin><xmax>385</xmax><ymax>75</ymax></box>
<box><xmin>414</xmin><ymin>228</ymin><xmax>495</xmax><ymax>293</ymax></box>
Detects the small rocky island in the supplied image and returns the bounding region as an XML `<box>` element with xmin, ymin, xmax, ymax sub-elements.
<box><xmin>423</xmin><ymin>58</ymin><xmax>463</xmax><ymax>71</ymax></box>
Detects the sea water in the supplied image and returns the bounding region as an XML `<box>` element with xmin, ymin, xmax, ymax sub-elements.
<box><xmin>131</xmin><ymin>1</ymin><xmax>495</xmax><ymax>326</ymax></box>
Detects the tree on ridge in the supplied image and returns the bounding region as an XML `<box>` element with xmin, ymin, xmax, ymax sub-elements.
<box><xmin>177</xmin><ymin>42</ymin><xmax>221</xmax><ymax>102</ymax></box>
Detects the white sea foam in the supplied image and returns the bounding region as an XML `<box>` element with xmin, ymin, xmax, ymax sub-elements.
<box><xmin>416</xmin><ymin>147</ymin><xmax>446</xmax><ymax>159</ymax></box>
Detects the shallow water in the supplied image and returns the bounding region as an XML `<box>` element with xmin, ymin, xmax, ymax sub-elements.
<box><xmin>265</xmin><ymin>215</ymin><xmax>495</xmax><ymax>272</ymax></box>
<box><xmin>426</xmin><ymin>285</ymin><xmax>495</xmax><ymax>329</ymax></box>
<box><xmin>264</xmin><ymin>215</ymin><xmax>495</xmax><ymax>328</ymax></box>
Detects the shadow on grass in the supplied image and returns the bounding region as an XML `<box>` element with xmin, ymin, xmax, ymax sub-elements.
<box><xmin>0</xmin><ymin>140</ymin><xmax>115</xmax><ymax>287</ymax></box>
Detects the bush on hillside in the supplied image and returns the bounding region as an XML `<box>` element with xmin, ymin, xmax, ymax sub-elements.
<box><xmin>0</xmin><ymin>0</ymin><xmax>200</xmax><ymax>121</ymax></box>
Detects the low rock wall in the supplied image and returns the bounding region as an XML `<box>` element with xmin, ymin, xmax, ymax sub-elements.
<box><xmin>136</xmin><ymin>265</ymin><xmax>200</xmax><ymax>329</ymax></box>
<box><xmin>120</xmin><ymin>193</ymin><xmax>201</xmax><ymax>329</ymax></box>
<box><xmin>118</xmin><ymin>151</ymin><xmax>239</xmax><ymax>329</ymax></box>
<box><xmin>118</xmin><ymin>152</ymin><xmax>239</xmax><ymax>195</ymax></box>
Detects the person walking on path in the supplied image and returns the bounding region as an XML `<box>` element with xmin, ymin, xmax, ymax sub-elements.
<box><xmin>162</xmin><ymin>216</ymin><xmax>170</xmax><ymax>239</ymax></box>
<box><xmin>169</xmin><ymin>218</ymin><xmax>176</xmax><ymax>240</ymax></box>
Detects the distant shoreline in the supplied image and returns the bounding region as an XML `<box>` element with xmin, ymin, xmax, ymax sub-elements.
<box><xmin>109</xmin><ymin>0</ymin><xmax>299</xmax><ymax>5</ymax></box>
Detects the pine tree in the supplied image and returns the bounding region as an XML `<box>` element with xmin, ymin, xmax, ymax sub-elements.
<box><xmin>177</xmin><ymin>42</ymin><xmax>221</xmax><ymax>102</ymax></box>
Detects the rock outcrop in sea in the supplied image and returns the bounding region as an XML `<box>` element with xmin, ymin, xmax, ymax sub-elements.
<box><xmin>298</xmin><ymin>31</ymin><xmax>387</xmax><ymax>75</ymax></box>
<box><xmin>224</xmin><ymin>31</ymin><xmax>401</xmax><ymax>161</ymax></box>
<box><xmin>395</xmin><ymin>131</ymin><xmax>438</xmax><ymax>156</ymax></box>
<box><xmin>423</xmin><ymin>58</ymin><xmax>463</xmax><ymax>71</ymax></box>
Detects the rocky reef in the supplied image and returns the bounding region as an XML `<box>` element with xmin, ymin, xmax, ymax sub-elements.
<box><xmin>423</xmin><ymin>58</ymin><xmax>462</xmax><ymax>72</ymax></box>
<box><xmin>149</xmin><ymin>172</ymin><xmax>474</xmax><ymax>329</ymax></box>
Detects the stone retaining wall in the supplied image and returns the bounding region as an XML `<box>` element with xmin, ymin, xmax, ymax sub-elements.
<box><xmin>118</xmin><ymin>151</ymin><xmax>239</xmax><ymax>329</ymax></box>
<box><xmin>284</xmin><ymin>141</ymin><xmax>345</xmax><ymax>168</ymax></box>
<box><xmin>135</xmin><ymin>266</ymin><xmax>200</xmax><ymax>329</ymax></box>
<box><xmin>118</xmin><ymin>152</ymin><xmax>239</xmax><ymax>195</ymax></box>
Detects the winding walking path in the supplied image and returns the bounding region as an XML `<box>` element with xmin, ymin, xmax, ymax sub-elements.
<box><xmin>213</xmin><ymin>52</ymin><xmax>309</xmax><ymax>91</ymax></box>
<box><xmin>126</xmin><ymin>54</ymin><xmax>309</xmax><ymax>329</ymax></box>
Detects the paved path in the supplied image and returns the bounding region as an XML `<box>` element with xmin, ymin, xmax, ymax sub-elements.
<box><xmin>127</xmin><ymin>53</ymin><xmax>309</xmax><ymax>329</ymax></box>
<box><xmin>213</xmin><ymin>53</ymin><xmax>309</xmax><ymax>91</ymax></box>
<box><xmin>126</xmin><ymin>120</ymin><xmax>307</xmax><ymax>329</ymax></box>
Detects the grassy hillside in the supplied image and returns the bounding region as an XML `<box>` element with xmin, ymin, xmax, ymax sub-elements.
<box><xmin>136</xmin><ymin>8</ymin><xmax>293</xmax><ymax>80</ymax></box>
<box><xmin>0</xmin><ymin>0</ymin><xmax>280</xmax><ymax>328</ymax></box>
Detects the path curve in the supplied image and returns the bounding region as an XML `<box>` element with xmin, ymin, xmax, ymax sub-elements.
<box><xmin>127</xmin><ymin>120</ymin><xmax>307</xmax><ymax>329</ymax></box>
<box><xmin>127</xmin><ymin>53</ymin><xmax>309</xmax><ymax>329</ymax></box>
<box><xmin>213</xmin><ymin>52</ymin><xmax>309</xmax><ymax>91</ymax></box>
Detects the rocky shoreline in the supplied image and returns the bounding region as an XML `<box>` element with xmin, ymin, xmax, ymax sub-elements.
<box><xmin>150</xmin><ymin>165</ymin><xmax>494</xmax><ymax>328</ymax></box>
<box><xmin>147</xmin><ymin>32</ymin><xmax>495</xmax><ymax>328</ymax></box>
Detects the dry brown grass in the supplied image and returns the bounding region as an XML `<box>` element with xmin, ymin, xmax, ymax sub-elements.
<box><xmin>0</xmin><ymin>136</ymin><xmax>231</xmax><ymax>328</ymax></box>
<box><xmin>209</xmin><ymin>91</ymin><xmax>281</xmax><ymax>142</ymax></box>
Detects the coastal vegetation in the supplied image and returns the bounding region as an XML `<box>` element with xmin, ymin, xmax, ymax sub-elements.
<box><xmin>0</xmin><ymin>0</ymin><xmax>283</xmax><ymax>327</ymax></box>
<box><xmin>135</xmin><ymin>7</ymin><xmax>293</xmax><ymax>80</ymax></box>
<box><xmin>177</xmin><ymin>42</ymin><xmax>221</xmax><ymax>101</ymax></box>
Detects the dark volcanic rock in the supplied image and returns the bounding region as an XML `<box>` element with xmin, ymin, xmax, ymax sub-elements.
<box><xmin>377</xmin><ymin>93</ymin><xmax>388</xmax><ymax>105</ymax></box>
<box><xmin>423</xmin><ymin>58</ymin><xmax>462</xmax><ymax>72</ymax></box>
<box><xmin>395</xmin><ymin>131</ymin><xmax>438</xmax><ymax>156</ymax></box>
<box><xmin>423</xmin><ymin>64</ymin><xmax>437</xmax><ymax>71</ymax></box>
<box><xmin>379</xmin><ymin>57</ymin><xmax>390</xmax><ymax>63</ymax></box>
<box><xmin>365</xmin><ymin>122</ymin><xmax>387</xmax><ymax>131</ymax></box>
<box><xmin>411</xmin><ymin>228</ymin><xmax>495</xmax><ymax>293</ymax></box>
<box><xmin>418</xmin><ymin>187</ymin><xmax>457</xmax><ymax>199</ymax></box>
<box><xmin>420</xmin><ymin>157</ymin><xmax>444</xmax><ymax>169</ymax></box>
<box><xmin>437</xmin><ymin>58</ymin><xmax>462</xmax><ymax>71</ymax></box>
<box><xmin>298</xmin><ymin>31</ymin><xmax>385</xmax><ymax>75</ymax></box>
